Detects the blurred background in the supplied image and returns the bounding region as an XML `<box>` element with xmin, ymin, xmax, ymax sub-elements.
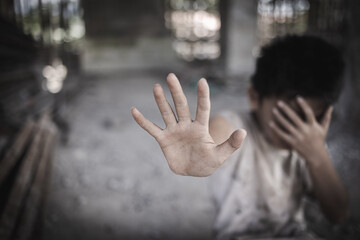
<box><xmin>0</xmin><ymin>0</ymin><xmax>359</xmax><ymax>239</ymax></box>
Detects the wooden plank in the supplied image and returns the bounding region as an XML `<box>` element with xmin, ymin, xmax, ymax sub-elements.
<box><xmin>14</xmin><ymin>120</ymin><xmax>57</xmax><ymax>240</ymax></box>
<box><xmin>0</xmin><ymin>120</ymin><xmax>35</xmax><ymax>186</ymax></box>
<box><xmin>31</xmin><ymin>121</ymin><xmax>58</xmax><ymax>240</ymax></box>
<box><xmin>0</xmin><ymin>114</ymin><xmax>48</xmax><ymax>240</ymax></box>
<box><xmin>0</xmin><ymin>69</ymin><xmax>35</xmax><ymax>84</ymax></box>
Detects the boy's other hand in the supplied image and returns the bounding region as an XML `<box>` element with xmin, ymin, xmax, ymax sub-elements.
<box><xmin>270</xmin><ymin>97</ymin><xmax>349</xmax><ymax>223</ymax></box>
<box><xmin>131</xmin><ymin>73</ymin><xmax>246</xmax><ymax>177</ymax></box>
<box><xmin>269</xmin><ymin>96</ymin><xmax>333</xmax><ymax>161</ymax></box>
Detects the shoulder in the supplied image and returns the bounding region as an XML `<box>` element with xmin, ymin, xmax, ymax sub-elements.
<box><xmin>209</xmin><ymin>110</ymin><xmax>248</xmax><ymax>144</ymax></box>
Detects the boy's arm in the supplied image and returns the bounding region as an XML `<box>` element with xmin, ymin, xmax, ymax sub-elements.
<box><xmin>131</xmin><ymin>73</ymin><xmax>246</xmax><ymax>177</ymax></box>
<box><xmin>304</xmin><ymin>145</ymin><xmax>349</xmax><ymax>223</ymax></box>
<box><xmin>209</xmin><ymin>115</ymin><xmax>235</xmax><ymax>145</ymax></box>
<box><xmin>269</xmin><ymin>97</ymin><xmax>349</xmax><ymax>223</ymax></box>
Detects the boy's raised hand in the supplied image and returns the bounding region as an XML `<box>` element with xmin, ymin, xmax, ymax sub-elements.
<box><xmin>131</xmin><ymin>73</ymin><xmax>246</xmax><ymax>177</ymax></box>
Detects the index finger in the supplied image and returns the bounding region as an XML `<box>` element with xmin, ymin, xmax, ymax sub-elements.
<box><xmin>277</xmin><ymin>100</ymin><xmax>304</xmax><ymax>128</ymax></box>
<box><xmin>297</xmin><ymin>96</ymin><xmax>316</xmax><ymax>124</ymax></box>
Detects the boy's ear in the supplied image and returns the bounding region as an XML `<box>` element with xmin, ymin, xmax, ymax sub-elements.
<box><xmin>247</xmin><ymin>86</ymin><xmax>259</xmax><ymax>111</ymax></box>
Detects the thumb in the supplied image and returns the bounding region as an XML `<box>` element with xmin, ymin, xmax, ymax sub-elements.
<box><xmin>216</xmin><ymin>129</ymin><xmax>247</xmax><ymax>164</ymax></box>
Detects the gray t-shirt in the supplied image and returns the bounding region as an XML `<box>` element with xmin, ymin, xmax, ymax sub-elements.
<box><xmin>210</xmin><ymin>111</ymin><xmax>314</xmax><ymax>240</ymax></box>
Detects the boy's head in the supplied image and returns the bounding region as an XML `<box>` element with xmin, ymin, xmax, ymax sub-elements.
<box><xmin>248</xmin><ymin>35</ymin><xmax>344</xmax><ymax>148</ymax></box>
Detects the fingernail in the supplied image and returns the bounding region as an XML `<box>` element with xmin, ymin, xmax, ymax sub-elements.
<box><xmin>277</xmin><ymin>101</ymin><xmax>284</xmax><ymax>107</ymax></box>
<box><xmin>297</xmin><ymin>96</ymin><xmax>304</xmax><ymax>102</ymax></box>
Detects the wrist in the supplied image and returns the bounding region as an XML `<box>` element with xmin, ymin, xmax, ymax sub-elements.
<box><xmin>302</xmin><ymin>145</ymin><xmax>329</xmax><ymax>169</ymax></box>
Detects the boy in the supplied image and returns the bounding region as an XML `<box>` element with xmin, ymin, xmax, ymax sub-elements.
<box><xmin>131</xmin><ymin>35</ymin><xmax>348</xmax><ymax>239</ymax></box>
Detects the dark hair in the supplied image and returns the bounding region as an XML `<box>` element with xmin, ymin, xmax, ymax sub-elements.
<box><xmin>251</xmin><ymin>35</ymin><xmax>344</xmax><ymax>106</ymax></box>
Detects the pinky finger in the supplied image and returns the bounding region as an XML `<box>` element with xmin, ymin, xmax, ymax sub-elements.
<box><xmin>269</xmin><ymin>121</ymin><xmax>294</xmax><ymax>145</ymax></box>
<box><xmin>131</xmin><ymin>107</ymin><xmax>162</xmax><ymax>138</ymax></box>
<box><xmin>321</xmin><ymin>106</ymin><xmax>333</xmax><ymax>132</ymax></box>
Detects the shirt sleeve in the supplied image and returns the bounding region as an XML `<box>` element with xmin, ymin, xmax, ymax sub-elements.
<box><xmin>216</xmin><ymin>110</ymin><xmax>245</xmax><ymax>130</ymax></box>
<box><xmin>209</xmin><ymin>110</ymin><xmax>247</xmax><ymax>208</ymax></box>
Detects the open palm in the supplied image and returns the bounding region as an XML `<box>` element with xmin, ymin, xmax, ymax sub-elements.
<box><xmin>131</xmin><ymin>73</ymin><xmax>246</xmax><ymax>177</ymax></box>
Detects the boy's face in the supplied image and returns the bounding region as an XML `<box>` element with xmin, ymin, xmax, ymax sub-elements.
<box><xmin>248</xmin><ymin>87</ymin><xmax>327</xmax><ymax>149</ymax></box>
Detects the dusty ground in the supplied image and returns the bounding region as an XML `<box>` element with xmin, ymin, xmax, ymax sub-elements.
<box><xmin>42</xmin><ymin>38</ymin><xmax>249</xmax><ymax>240</ymax></box>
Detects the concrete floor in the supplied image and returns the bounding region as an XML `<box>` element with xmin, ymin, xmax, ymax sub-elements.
<box><xmin>42</xmin><ymin>37</ymin><xmax>249</xmax><ymax>240</ymax></box>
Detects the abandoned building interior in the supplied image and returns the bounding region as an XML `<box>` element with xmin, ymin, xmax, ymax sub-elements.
<box><xmin>0</xmin><ymin>0</ymin><xmax>359</xmax><ymax>239</ymax></box>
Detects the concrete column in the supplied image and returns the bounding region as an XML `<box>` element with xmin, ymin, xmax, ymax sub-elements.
<box><xmin>225</xmin><ymin>0</ymin><xmax>257</xmax><ymax>79</ymax></box>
